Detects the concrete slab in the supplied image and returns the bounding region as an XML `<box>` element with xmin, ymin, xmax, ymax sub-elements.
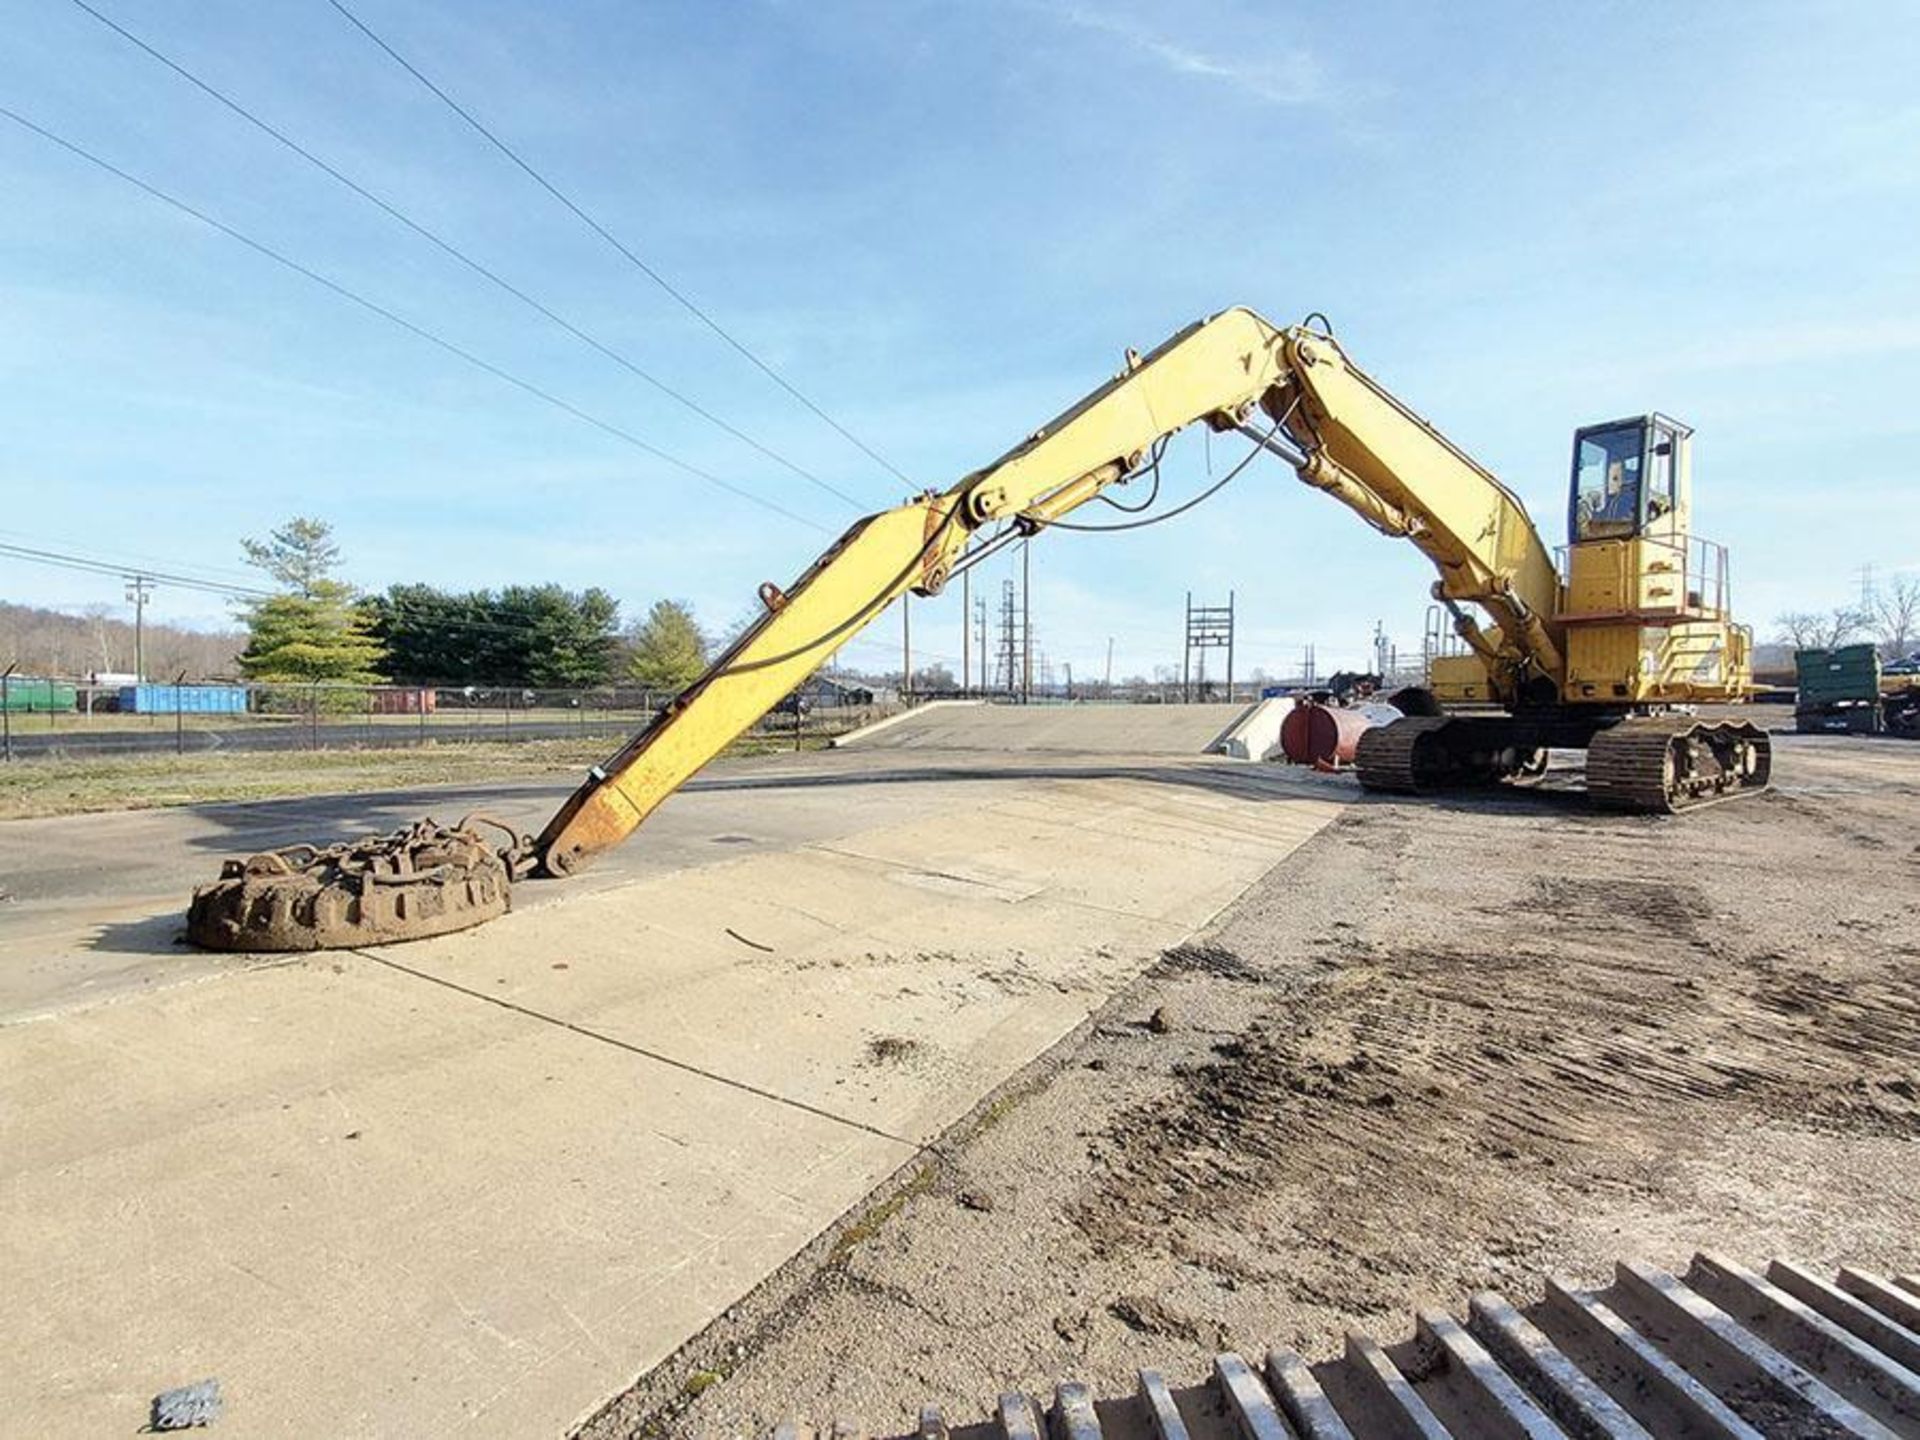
<box><xmin>3</xmin><ymin>955</ymin><xmax>908</xmax><ymax>1437</ymax></box>
<box><xmin>0</xmin><ymin>752</ymin><xmax>1123</xmax><ymax>1018</ymax></box>
<box><xmin>386</xmin><ymin>766</ymin><xmax>1339</xmax><ymax>1142</ymax></box>
<box><xmin>834</xmin><ymin>701</ymin><xmax>1252</xmax><ymax>754</ymax></box>
<box><xmin>2</xmin><ymin>750</ymin><xmax>1347</xmax><ymax>1437</ymax></box>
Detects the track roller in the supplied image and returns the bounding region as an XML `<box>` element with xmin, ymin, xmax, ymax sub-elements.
<box><xmin>1354</xmin><ymin>716</ymin><xmax>1549</xmax><ymax>795</ymax></box>
<box><xmin>1587</xmin><ymin>717</ymin><xmax>1771</xmax><ymax>813</ymax></box>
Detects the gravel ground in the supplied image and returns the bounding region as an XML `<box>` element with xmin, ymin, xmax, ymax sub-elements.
<box><xmin>581</xmin><ymin>733</ymin><xmax>1920</xmax><ymax>1439</ymax></box>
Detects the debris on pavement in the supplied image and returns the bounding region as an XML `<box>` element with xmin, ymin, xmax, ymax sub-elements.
<box><xmin>150</xmin><ymin>1378</ymin><xmax>222</xmax><ymax>1430</ymax></box>
<box><xmin>184</xmin><ymin>815</ymin><xmax>523</xmax><ymax>952</ymax></box>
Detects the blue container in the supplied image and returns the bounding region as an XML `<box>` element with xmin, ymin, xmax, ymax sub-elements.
<box><xmin>119</xmin><ymin>684</ymin><xmax>248</xmax><ymax>714</ymax></box>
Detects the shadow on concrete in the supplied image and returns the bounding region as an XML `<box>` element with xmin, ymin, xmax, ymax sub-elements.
<box><xmin>153</xmin><ymin>757</ymin><xmax>1325</xmax><ymax>857</ymax></box>
<box><xmin>679</xmin><ymin>758</ymin><xmax>1344</xmax><ymax>801</ymax></box>
<box><xmin>153</xmin><ymin>754</ymin><xmax>1653</xmax><ymax>867</ymax></box>
<box><xmin>85</xmin><ymin>909</ymin><xmax>190</xmax><ymax>957</ymax></box>
<box><xmin>1347</xmin><ymin>780</ymin><xmax>1598</xmax><ymax>819</ymax></box>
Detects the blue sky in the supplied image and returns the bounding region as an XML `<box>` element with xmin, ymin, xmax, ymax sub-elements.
<box><xmin>2</xmin><ymin>0</ymin><xmax>1917</xmax><ymax>680</ymax></box>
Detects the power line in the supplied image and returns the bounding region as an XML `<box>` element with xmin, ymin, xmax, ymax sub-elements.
<box><xmin>325</xmin><ymin>0</ymin><xmax>913</xmax><ymax>489</ymax></box>
<box><xmin>6</xmin><ymin>530</ymin><xmax>611</xmax><ymax>635</ymax></box>
<box><xmin>65</xmin><ymin>0</ymin><xmax>871</xmax><ymax>514</ymax></box>
<box><xmin>0</xmin><ymin>103</ymin><xmax>828</xmax><ymax>533</ymax></box>
<box><xmin>0</xmin><ymin>524</ymin><xmax>264</xmax><ymax>585</ymax></box>
<box><xmin>1</xmin><ymin>540</ymin><xmax>639</xmax><ymax>645</ymax></box>
<box><xmin>0</xmin><ymin>541</ymin><xmax>271</xmax><ymax>599</ymax></box>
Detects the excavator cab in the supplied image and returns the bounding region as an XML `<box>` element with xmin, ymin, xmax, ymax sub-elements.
<box><xmin>1557</xmin><ymin>410</ymin><xmax>1749</xmax><ymax>712</ymax></box>
<box><xmin>1567</xmin><ymin>414</ymin><xmax>1691</xmax><ymax>545</ymax></box>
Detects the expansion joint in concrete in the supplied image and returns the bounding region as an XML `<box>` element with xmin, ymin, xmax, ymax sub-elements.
<box><xmin>348</xmin><ymin>947</ymin><xmax>922</xmax><ymax>1150</ymax></box>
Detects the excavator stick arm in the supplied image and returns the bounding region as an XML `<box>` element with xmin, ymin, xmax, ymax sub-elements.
<box><xmin>533</xmin><ymin>496</ymin><xmax>963</xmax><ymax>876</ymax></box>
<box><xmin>533</xmin><ymin>307</ymin><xmax>1308</xmax><ymax>877</ymax></box>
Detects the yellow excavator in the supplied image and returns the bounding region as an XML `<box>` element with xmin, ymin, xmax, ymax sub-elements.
<box><xmin>186</xmin><ymin>307</ymin><xmax>1770</xmax><ymax>951</ymax></box>
<box><xmin>532</xmin><ymin>306</ymin><xmax>1767</xmax><ymax>879</ymax></box>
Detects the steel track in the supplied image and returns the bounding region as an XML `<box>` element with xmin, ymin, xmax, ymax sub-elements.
<box><xmin>776</xmin><ymin>1251</ymin><xmax>1920</xmax><ymax>1438</ymax></box>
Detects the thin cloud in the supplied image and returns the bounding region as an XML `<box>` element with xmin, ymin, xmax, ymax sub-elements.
<box><xmin>1052</xmin><ymin>5</ymin><xmax>1332</xmax><ymax>107</ymax></box>
<box><xmin>1571</xmin><ymin>318</ymin><xmax>1920</xmax><ymax>388</ymax></box>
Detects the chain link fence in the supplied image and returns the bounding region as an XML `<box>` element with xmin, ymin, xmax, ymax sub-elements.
<box><xmin>0</xmin><ymin>676</ymin><xmax>894</xmax><ymax>761</ymax></box>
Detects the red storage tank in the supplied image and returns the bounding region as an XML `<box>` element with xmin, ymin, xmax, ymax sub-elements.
<box><xmin>1279</xmin><ymin>700</ymin><xmax>1399</xmax><ymax>768</ymax></box>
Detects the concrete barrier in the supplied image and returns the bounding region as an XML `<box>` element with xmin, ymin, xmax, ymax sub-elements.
<box><xmin>1209</xmin><ymin>696</ymin><xmax>1289</xmax><ymax>760</ymax></box>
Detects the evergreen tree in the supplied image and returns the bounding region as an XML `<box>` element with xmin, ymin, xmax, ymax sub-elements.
<box><xmin>236</xmin><ymin>518</ymin><xmax>387</xmax><ymax>682</ymax></box>
<box><xmin>369</xmin><ymin>583</ymin><xmax>619</xmax><ymax>686</ymax></box>
<box><xmin>625</xmin><ymin>600</ymin><xmax>708</xmax><ymax>690</ymax></box>
<box><xmin>241</xmin><ymin>517</ymin><xmax>341</xmax><ymax>599</ymax></box>
<box><xmin>495</xmin><ymin>584</ymin><xmax>620</xmax><ymax>687</ymax></box>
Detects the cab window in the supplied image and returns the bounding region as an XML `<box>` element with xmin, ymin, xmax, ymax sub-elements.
<box><xmin>1645</xmin><ymin>427</ymin><xmax>1675</xmax><ymax>521</ymax></box>
<box><xmin>1573</xmin><ymin>424</ymin><xmax>1643</xmax><ymax>540</ymax></box>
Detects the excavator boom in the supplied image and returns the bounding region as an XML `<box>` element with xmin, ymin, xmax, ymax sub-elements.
<box><xmin>535</xmin><ymin>304</ymin><xmax>1732</xmax><ymax>878</ymax></box>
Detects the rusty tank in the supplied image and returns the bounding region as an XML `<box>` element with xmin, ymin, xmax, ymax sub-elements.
<box><xmin>1278</xmin><ymin>699</ymin><xmax>1401</xmax><ymax>769</ymax></box>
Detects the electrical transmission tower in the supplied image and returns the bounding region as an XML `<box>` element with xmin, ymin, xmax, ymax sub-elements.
<box><xmin>994</xmin><ymin>579</ymin><xmax>1027</xmax><ymax>700</ymax></box>
<box><xmin>1182</xmin><ymin>590</ymin><xmax>1235</xmax><ymax>702</ymax></box>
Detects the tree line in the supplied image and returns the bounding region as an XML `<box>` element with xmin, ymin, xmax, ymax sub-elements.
<box><xmin>0</xmin><ymin>516</ymin><xmax>714</xmax><ymax>690</ymax></box>
<box><xmin>1776</xmin><ymin>573</ymin><xmax>1920</xmax><ymax>659</ymax></box>
<box><xmin>0</xmin><ymin>601</ymin><xmax>244</xmax><ymax>680</ymax></box>
<box><xmin>232</xmin><ymin>516</ymin><xmax>714</xmax><ymax>691</ymax></box>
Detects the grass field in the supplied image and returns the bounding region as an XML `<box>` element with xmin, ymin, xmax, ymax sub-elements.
<box><xmin>0</xmin><ymin>731</ymin><xmax>833</xmax><ymax>821</ymax></box>
<box><xmin>0</xmin><ymin>706</ymin><xmax>662</xmax><ymax>735</ymax></box>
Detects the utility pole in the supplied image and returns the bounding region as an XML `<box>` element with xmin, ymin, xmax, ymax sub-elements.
<box><xmin>960</xmin><ymin>568</ymin><xmax>970</xmax><ymax>694</ymax></box>
<box><xmin>1182</xmin><ymin>590</ymin><xmax>1191</xmax><ymax>702</ymax></box>
<box><xmin>996</xmin><ymin>579</ymin><xmax>1021</xmax><ymax>697</ymax></box>
<box><xmin>1227</xmin><ymin>589</ymin><xmax>1236</xmax><ymax>703</ymax></box>
<box><xmin>901</xmin><ymin>595</ymin><xmax>911</xmax><ymax>701</ymax></box>
<box><xmin>1105</xmin><ymin>636</ymin><xmax>1114</xmax><ymax>697</ymax></box>
<box><xmin>124</xmin><ymin>574</ymin><xmax>154</xmax><ymax>681</ymax></box>
<box><xmin>1183</xmin><ymin>591</ymin><xmax>1234</xmax><ymax>702</ymax></box>
<box><xmin>1021</xmin><ymin>540</ymin><xmax>1032</xmax><ymax>704</ymax></box>
<box><xmin>975</xmin><ymin>594</ymin><xmax>989</xmax><ymax>698</ymax></box>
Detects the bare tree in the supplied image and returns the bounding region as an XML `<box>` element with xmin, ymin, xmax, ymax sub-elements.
<box><xmin>81</xmin><ymin>603</ymin><xmax>119</xmax><ymax>672</ymax></box>
<box><xmin>1775</xmin><ymin>607</ymin><xmax>1868</xmax><ymax>651</ymax></box>
<box><xmin>0</xmin><ymin>601</ymin><xmax>241</xmax><ymax>678</ymax></box>
<box><xmin>1871</xmin><ymin>574</ymin><xmax>1920</xmax><ymax>660</ymax></box>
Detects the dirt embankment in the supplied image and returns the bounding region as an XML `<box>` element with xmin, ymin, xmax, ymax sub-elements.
<box><xmin>586</xmin><ymin>736</ymin><xmax>1920</xmax><ymax>1439</ymax></box>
